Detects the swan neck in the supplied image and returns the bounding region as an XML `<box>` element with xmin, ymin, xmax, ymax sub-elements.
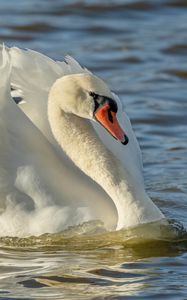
<box><xmin>48</xmin><ymin>101</ymin><xmax>119</xmax><ymax>186</ymax></box>
<box><xmin>48</xmin><ymin>99</ymin><xmax>164</xmax><ymax>229</ymax></box>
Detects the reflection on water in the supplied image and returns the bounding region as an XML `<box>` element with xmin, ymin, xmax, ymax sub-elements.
<box><xmin>1</xmin><ymin>239</ymin><xmax>187</xmax><ymax>299</ymax></box>
<box><xmin>0</xmin><ymin>220</ymin><xmax>187</xmax><ymax>299</ymax></box>
<box><xmin>0</xmin><ymin>0</ymin><xmax>187</xmax><ymax>299</ymax></box>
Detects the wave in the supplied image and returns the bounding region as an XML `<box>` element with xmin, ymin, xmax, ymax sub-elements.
<box><xmin>0</xmin><ymin>218</ymin><xmax>187</xmax><ymax>252</ymax></box>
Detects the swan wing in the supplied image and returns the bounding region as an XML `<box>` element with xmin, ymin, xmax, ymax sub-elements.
<box><xmin>10</xmin><ymin>48</ymin><xmax>89</xmax><ymax>144</ymax></box>
<box><xmin>10</xmin><ymin>48</ymin><xmax>143</xmax><ymax>177</ymax></box>
<box><xmin>10</xmin><ymin>47</ymin><xmax>65</xmax><ymax>143</ymax></box>
<box><xmin>0</xmin><ymin>48</ymin><xmax>115</xmax><ymax>236</ymax></box>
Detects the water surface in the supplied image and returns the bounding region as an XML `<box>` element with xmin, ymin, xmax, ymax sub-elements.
<box><xmin>0</xmin><ymin>0</ymin><xmax>187</xmax><ymax>299</ymax></box>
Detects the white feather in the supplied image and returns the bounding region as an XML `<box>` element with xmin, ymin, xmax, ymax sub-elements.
<box><xmin>0</xmin><ymin>48</ymin><xmax>115</xmax><ymax>237</ymax></box>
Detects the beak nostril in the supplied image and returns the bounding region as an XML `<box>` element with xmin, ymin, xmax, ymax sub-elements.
<box><xmin>108</xmin><ymin>109</ymin><xmax>113</xmax><ymax>123</ymax></box>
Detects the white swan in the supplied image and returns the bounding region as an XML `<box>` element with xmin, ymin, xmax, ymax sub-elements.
<box><xmin>0</xmin><ymin>46</ymin><xmax>165</xmax><ymax>236</ymax></box>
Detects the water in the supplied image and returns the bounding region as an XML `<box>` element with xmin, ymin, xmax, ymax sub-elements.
<box><xmin>0</xmin><ymin>0</ymin><xmax>187</xmax><ymax>298</ymax></box>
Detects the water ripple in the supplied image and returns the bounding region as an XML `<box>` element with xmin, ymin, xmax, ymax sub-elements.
<box><xmin>0</xmin><ymin>0</ymin><xmax>187</xmax><ymax>299</ymax></box>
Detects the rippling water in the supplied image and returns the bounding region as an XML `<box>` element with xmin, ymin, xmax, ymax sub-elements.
<box><xmin>0</xmin><ymin>0</ymin><xmax>187</xmax><ymax>299</ymax></box>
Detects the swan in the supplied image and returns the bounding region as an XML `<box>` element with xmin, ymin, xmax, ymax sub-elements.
<box><xmin>0</xmin><ymin>45</ymin><xmax>165</xmax><ymax>236</ymax></box>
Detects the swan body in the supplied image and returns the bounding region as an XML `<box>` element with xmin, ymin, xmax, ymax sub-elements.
<box><xmin>0</xmin><ymin>45</ymin><xmax>165</xmax><ymax>236</ymax></box>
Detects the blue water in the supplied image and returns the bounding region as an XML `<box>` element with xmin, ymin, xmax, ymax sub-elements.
<box><xmin>0</xmin><ymin>0</ymin><xmax>187</xmax><ymax>299</ymax></box>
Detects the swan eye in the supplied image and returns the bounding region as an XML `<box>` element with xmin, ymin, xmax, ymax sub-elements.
<box><xmin>89</xmin><ymin>91</ymin><xmax>99</xmax><ymax>101</ymax></box>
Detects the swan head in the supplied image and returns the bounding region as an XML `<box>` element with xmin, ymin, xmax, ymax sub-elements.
<box><xmin>50</xmin><ymin>73</ymin><xmax>128</xmax><ymax>145</ymax></box>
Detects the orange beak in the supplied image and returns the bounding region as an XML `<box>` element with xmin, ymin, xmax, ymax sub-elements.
<box><xmin>95</xmin><ymin>104</ymin><xmax>129</xmax><ymax>145</ymax></box>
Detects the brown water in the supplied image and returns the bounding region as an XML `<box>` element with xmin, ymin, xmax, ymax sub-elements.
<box><xmin>0</xmin><ymin>0</ymin><xmax>187</xmax><ymax>299</ymax></box>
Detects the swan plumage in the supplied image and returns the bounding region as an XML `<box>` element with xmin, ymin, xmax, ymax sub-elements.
<box><xmin>0</xmin><ymin>45</ymin><xmax>165</xmax><ymax>237</ymax></box>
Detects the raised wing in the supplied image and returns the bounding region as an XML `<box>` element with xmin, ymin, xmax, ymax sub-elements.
<box><xmin>10</xmin><ymin>47</ymin><xmax>143</xmax><ymax>182</ymax></box>
<box><xmin>0</xmin><ymin>47</ymin><xmax>115</xmax><ymax>236</ymax></box>
<box><xmin>10</xmin><ymin>48</ymin><xmax>89</xmax><ymax>140</ymax></box>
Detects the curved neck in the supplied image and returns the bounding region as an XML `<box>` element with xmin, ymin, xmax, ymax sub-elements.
<box><xmin>48</xmin><ymin>99</ymin><xmax>164</xmax><ymax>229</ymax></box>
